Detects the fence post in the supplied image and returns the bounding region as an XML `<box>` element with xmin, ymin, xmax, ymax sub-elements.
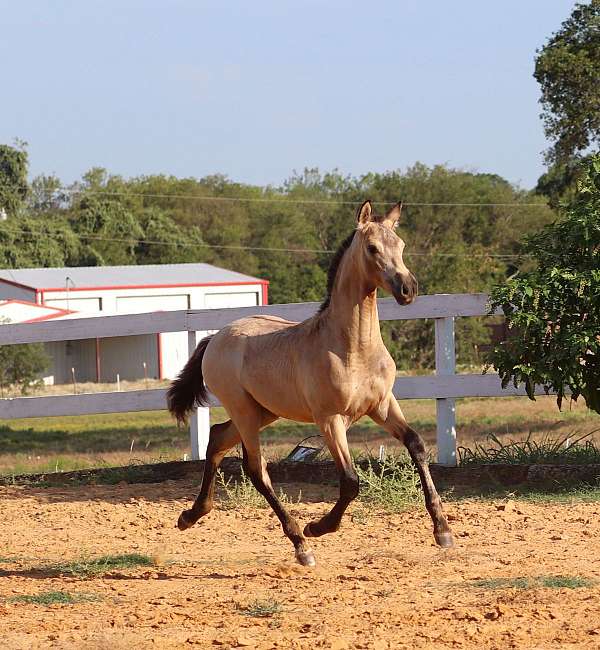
<box><xmin>187</xmin><ymin>330</ymin><xmax>210</xmax><ymax>460</ymax></box>
<box><xmin>434</xmin><ymin>316</ymin><xmax>457</xmax><ymax>466</ymax></box>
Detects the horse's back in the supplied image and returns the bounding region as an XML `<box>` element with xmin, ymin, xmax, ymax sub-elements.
<box><xmin>228</xmin><ymin>314</ymin><xmax>299</xmax><ymax>336</ymax></box>
<box><xmin>202</xmin><ymin>315</ymin><xmax>313</xmax><ymax>422</ymax></box>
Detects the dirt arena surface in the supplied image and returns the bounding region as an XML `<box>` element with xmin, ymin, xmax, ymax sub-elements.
<box><xmin>1</xmin><ymin>480</ymin><xmax>600</xmax><ymax>649</ymax></box>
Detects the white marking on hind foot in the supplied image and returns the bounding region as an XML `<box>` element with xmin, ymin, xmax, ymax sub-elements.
<box><xmin>295</xmin><ymin>548</ymin><xmax>316</xmax><ymax>567</ymax></box>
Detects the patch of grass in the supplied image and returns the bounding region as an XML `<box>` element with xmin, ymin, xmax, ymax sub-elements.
<box><xmin>459</xmin><ymin>431</ymin><xmax>600</xmax><ymax>466</ymax></box>
<box><xmin>471</xmin><ymin>575</ymin><xmax>595</xmax><ymax>590</ymax></box>
<box><xmin>0</xmin><ymin>411</ymin><xmax>185</xmax><ymax>457</ymax></box>
<box><xmin>50</xmin><ymin>553</ymin><xmax>155</xmax><ymax>577</ymax></box>
<box><xmin>8</xmin><ymin>590</ymin><xmax>100</xmax><ymax>605</ymax></box>
<box><xmin>217</xmin><ymin>468</ymin><xmax>266</xmax><ymax>510</ymax></box>
<box><xmin>540</xmin><ymin>575</ymin><xmax>595</xmax><ymax>589</ymax></box>
<box><xmin>355</xmin><ymin>454</ymin><xmax>422</xmax><ymax>513</ymax></box>
<box><xmin>442</xmin><ymin>480</ymin><xmax>600</xmax><ymax>504</ymax></box>
<box><xmin>216</xmin><ymin>468</ymin><xmax>298</xmax><ymax>509</ymax></box>
<box><xmin>238</xmin><ymin>599</ymin><xmax>283</xmax><ymax>618</ymax></box>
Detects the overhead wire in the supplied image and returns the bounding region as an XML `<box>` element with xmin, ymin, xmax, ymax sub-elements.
<box><xmin>12</xmin><ymin>184</ymin><xmax>551</xmax><ymax>208</ymax></box>
<box><xmin>0</xmin><ymin>224</ymin><xmax>531</xmax><ymax>258</ymax></box>
<box><xmin>0</xmin><ymin>182</ymin><xmax>544</xmax><ymax>258</ymax></box>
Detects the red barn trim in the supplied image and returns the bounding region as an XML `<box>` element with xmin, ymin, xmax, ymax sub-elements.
<box><xmin>39</xmin><ymin>280</ymin><xmax>270</xmax><ymax>293</ymax></box>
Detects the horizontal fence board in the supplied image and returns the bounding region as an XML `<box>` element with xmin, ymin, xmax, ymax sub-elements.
<box><xmin>0</xmin><ymin>311</ymin><xmax>187</xmax><ymax>345</ymax></box>
<box><xmin>379</xmin><ymin>293</ymin><xmax>499</xmax><ymax>321</ymax></box>
<box><xmin>393</xmin><ymin>374</ymin><xmax>550</xmax><ymax>400</ymax></box>
<box><xmin>185</xmin><ymin>302</ymin><xmax>319</xmax><ymax>330</ymax></box>
<box><xmin>186</xmin><ymin>293</ymin><xmax>499</xmax><ymax>331</ymax></box>
<box><xmin>0</xmin><ymin>374</ymin><xmax>550</xmax><ymax>420</ymax></box>
<box><xmin>0</xmin><ymin>389</ymin><xmax>168</xmax><ymax>419</ymax></box>
<box><xmin>0</xmin><ymin>293</ymin><xmax>500</xmax><ymax>346</ymax></box>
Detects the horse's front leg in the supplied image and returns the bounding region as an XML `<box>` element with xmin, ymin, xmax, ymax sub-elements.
<box><xmin>304</xmin><ymin>415</ymin><xmax>359</xmax><ymax>538</ymax></box>
<box><xmin>370</xmin><ymin>396</ymin><xmax>454</xmax><ymax>548</ymax></box>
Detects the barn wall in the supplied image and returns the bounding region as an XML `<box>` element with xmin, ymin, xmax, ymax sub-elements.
<box><xmin>203</xmin><ymin>290</ymin><xmax>259</xmax><ymax>309</ymax></box>
<box><xmin>44</xmin><ymin>339</ymin><xmax>97</xmax><ymax>384</ymax></box>
<box><xmin>99</xmin><ymin>335</ymin><xmax>159</xmax><ymax>382</ymax></box>
<box><xmin>159</xmin><ymin>332</ymin><xmax>188</xmax><ymax>380</ymax></box>
<box><xmin>40</xmin><ymin>282</ymin><xmax>265</xmax><ymax>382</ymax></box>
<box><xmin>41</xmin><ymin>284</ymin><xmax>265</xmax><ymax>314</ymax></box>
<box><xmin>45</xmin><ymin>297</ymin><xmax>102</xmax><ymax>312</ymax></box>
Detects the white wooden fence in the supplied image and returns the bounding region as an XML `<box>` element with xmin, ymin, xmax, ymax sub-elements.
<box><xmin>0</xmin><ymin>293</ymin><xmax>542</xmax><ymax>466</ymax></box>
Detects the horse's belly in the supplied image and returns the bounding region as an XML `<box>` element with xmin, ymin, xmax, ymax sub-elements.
<box><xmin>242</xmin><ymin>368</ymin><xmax>314</xmax><ymax>423</ymax></box>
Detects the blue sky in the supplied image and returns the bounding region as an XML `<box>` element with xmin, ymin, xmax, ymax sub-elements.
<box><xmin>0</xmin><ymin>1</ymin><xmax>577</xmax><ymax>189</ymax></box>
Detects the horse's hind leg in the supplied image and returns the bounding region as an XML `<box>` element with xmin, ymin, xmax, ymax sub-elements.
<box><xmin>226</xmin><ymin>394</ymin><xmax>315</xmax><ymax>566</ymax></box>
<box><xmin>371</xmin><ymin>396</ymin><xmax>454</xmax><ymax>548</ymax></box>
<box><xmin>177</xmin><ymin>411</ymin><xmax>278</xmax><ymax>531</ymax></box>
<box><xmin>177</xmin><ymin>419</ymin><xmax>241</xmax><ymax>531</ymax></box>
<box><xmin>304</xmin><ymin>415</ymin><xmax>359</xmax><ymax>538</ymax></box>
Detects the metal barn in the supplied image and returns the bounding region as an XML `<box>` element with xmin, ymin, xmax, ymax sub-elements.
<box><xmin>0</xmin><ymin>263</ymin><xmax>268</xmax><ymax>384</ymax></box>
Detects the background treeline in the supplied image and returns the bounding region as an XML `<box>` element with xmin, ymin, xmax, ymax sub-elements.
<box><xmin>0</xmin><ymin>145</ymin><xmax>555</xmax><ymax>370</ymax></box>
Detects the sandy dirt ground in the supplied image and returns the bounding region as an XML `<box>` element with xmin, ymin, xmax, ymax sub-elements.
<box><xmin>1</xmin><ymin>480</ymin><xmax>600</xmax><ymax>649</ymax></box>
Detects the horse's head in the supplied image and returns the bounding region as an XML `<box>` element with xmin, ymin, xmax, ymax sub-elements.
<box><xmin>355</xmin><ymin>200</ymin><xmax>418</xmax><ymax>305</ymax></box>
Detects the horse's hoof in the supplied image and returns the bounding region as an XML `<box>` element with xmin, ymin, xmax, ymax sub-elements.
<box><xmin>295</xmin><ymin>548</ymin><xmax>316</xmax><ymax>567</ymax></box>
<box><xmin>303</xmin><ymin>522</ymin><xmax>315</xmax><ymax>538</ymax></box>
<box><xmin>177</xmin><ymin>510</ymin><xmax>195</xmax><ymax>531</ymax></box>
<box><xmin>435</xmin><ymin>530</ymin><xmax>454</xmax><ymax>548</ymax></box>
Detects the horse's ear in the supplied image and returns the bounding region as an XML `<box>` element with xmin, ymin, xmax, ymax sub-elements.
<box><xmin>382</xmin><ymin>201</ymin><xmax>402</xmax><ymax>228</ymax></box>
<box><xmin>356</xmin><ymin>200</ymin><xmax>373</xmax><ymax>225</ymax></box>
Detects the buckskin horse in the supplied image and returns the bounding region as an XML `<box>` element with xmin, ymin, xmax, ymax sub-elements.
<box><xmin>167</xmin><ymin>200</ymin><xmax>453</xmax><ymax>566</ymax></box>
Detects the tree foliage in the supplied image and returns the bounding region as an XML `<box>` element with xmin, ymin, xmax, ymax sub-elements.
<box><xmin>488</xmin><ymin>154</ymin><xmax>600</xmax><ymax>413</ymax></box>
<box><xmin>534</xmin><ymin>0</ymin><xmax>600</xmax><ymax>203</ymax></box>
<box><xmin>0</xmin><ymin>143</ymin><xmax>28</xmax><ymax>217</ymax></box>
<box><xmin>0</xmin><ymin>153</ymin><xmax>555</xmax><ymax>370</ymax></box>
<box><xmin>0</xmin><ymin>339</ymin><xmax>50</xmax><ymax>394</ymax></box>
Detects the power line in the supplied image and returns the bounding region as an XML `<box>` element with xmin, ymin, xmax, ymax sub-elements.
<box><xmin>0</xmin><ymin>224</ymin><xmax>530</xmax><ymax>258</ymax></box>
<box><xmin>18</xmin><ymin>185</ymin><xmax>551</xmax><ymax>208</ymax></box>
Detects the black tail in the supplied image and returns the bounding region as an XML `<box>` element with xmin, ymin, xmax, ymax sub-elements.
<box><xmin>167</xmin><ymin>335</ymin><xmax>214</xmax><ymax>426</ymax></box>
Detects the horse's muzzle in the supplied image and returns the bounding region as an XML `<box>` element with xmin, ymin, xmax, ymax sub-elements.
<box><xmin>390</xmin><ymin>272</ymin><xmax>418</xmax><ymax>305</ymax></box>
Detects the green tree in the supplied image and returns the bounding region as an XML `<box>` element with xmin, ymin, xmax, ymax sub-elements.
<box><xmin>0</xmin><ymin>216</ymin><xmax>83</xmax><ymax>268</ymax></box>
<box><xmin>0</xmin><ymin>142</ymin><xmax>29</xmax><ymax>217</ymax></box>
<box><xmin>488</xmin><ymin>154</ymin><xmax>600</xmax><ymax>413</ymax></box>
<box><xmin>534</xmin><ymin>1</ymin><xmax>600</xmax><ymax>203</ymax></box>
<box><xmin>28</xmin><ymin>174</ymin><xmax>68</xmax><ymax>213</ymax></box>
<box><xmin>135</xmin><ymin>207</ymin><xmax>207</xmax><ymax>265</ymax></box>
<box><xmin>0</xmin><ymin>339</ymin><xmax>49</xmax><ymax>395</ymax></box>
<box><xmin>70</xmin><ymin>197</ymin><xmax>143</xmax><ymax>265</ymax></box>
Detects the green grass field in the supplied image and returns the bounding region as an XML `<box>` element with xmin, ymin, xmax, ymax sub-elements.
<box><xmin>0</xmin><ymin>394</ymin><xmax>598</xmax><ymax>476</ymax></box>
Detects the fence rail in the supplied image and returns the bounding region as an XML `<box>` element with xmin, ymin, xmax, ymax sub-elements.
<box><xmin>0</xmin><ymin>293</ymin><xmax>527</xmax><ymax>467</ymax></box>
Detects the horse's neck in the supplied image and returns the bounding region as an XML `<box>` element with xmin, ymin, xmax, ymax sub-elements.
<box><xmin>324</xmin><ymin>251</ymin><xmax>382</xmax><ymax>354</ymax></box>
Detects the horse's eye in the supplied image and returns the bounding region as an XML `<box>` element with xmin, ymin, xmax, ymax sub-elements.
<box><xmin>367</xmin><ymin>244</ymin><xmax>379</xmax><ymax>255</ymax></box>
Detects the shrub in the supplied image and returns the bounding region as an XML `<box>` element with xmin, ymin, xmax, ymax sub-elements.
<box><xmin>355</xmin><ymin>455</ymin><xmax>422</xmax><ymax>513</ymax></box>
<box><xmin>0</xmin><ymin>337</ymin><xmax>49</xmax><ymax>395</ymax></box>
<box><xmin>488</xmin><ymin>154</ymin><xmax>600</xmax><ymax>413</ymax></box>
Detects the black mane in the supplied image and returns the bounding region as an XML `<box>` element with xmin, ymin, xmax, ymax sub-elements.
<box><xmin>318</xmin><ymin>230</ymin><xmax>356</xmax><ymax>313</ymax></box>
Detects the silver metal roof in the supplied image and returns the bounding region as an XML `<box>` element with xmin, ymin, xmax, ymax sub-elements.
<box><xmin>0</xmin><ymin>263</ymin><xmax>265</xmax><ymax>290</ymax></box>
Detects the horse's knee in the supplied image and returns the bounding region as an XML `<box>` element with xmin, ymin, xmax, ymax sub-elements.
<box><xmin>404</xmin><ymin>428</ymin><xmax>427</xmax><ymax>463</ymax></box>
